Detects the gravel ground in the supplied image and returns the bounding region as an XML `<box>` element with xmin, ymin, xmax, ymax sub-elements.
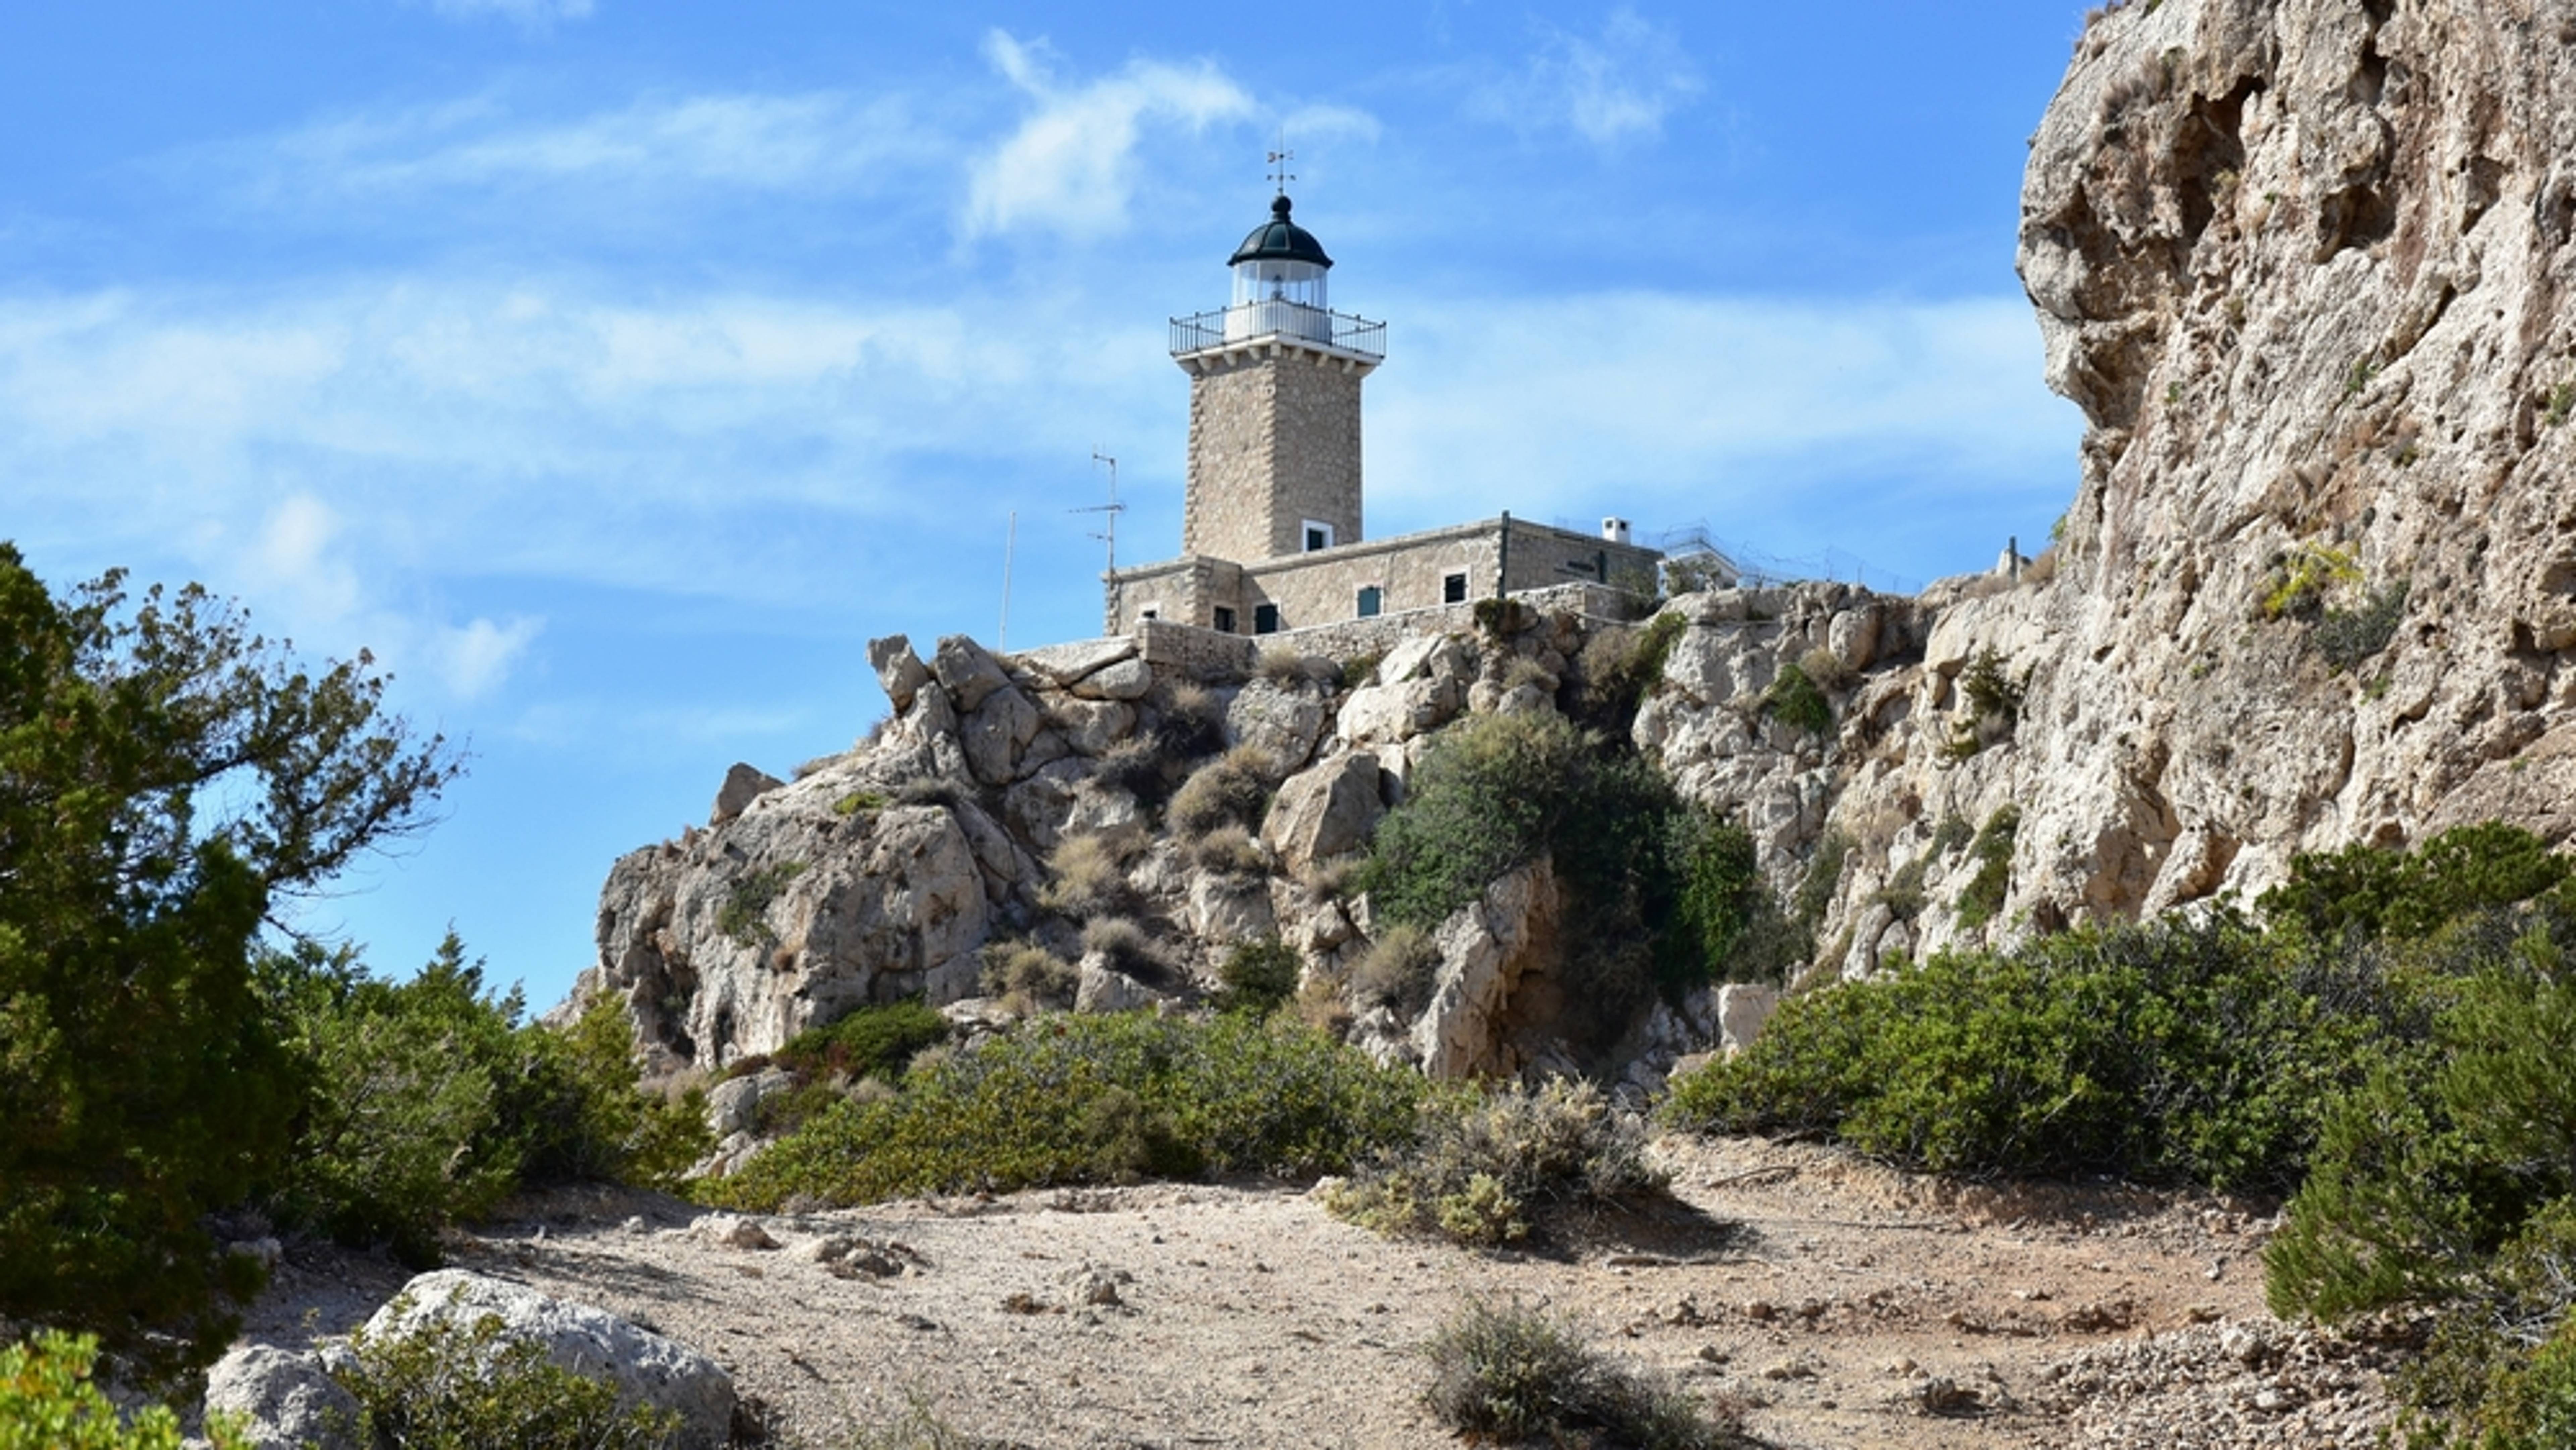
<box><xmin>237</xmin><ymin>1136</ymin><xmax>2394</xmax><ymax>1449</ymax></box>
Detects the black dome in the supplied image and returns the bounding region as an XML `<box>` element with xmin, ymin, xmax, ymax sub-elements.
<box><xmin>1228</xmin><ymin>194</ymin><xmax>1333</xmax><ymax>269</ymax></box>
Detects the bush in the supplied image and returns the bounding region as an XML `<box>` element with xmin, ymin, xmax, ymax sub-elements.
<box><xmin>773</xmin><ymin>999</ymin><xmax>950</xmax><ymax>1085</ymax></box>
<box><xmin>1093</xmin><ymin>738</ymin><xmax>1172</xmax><ymax>807</ymax></box>
<box><xmin>1760</xmin><ymin>661</ymin><xmax>1832</xmax><ymax>737</ymax></box>
<box><xmin>2315</xmin><ymin>580</ymin><xmax>2407</xmax><ymax>671</ymax></box>
<box><xmin>1351</xmin><ymin>925</ymin><xmax>1442</xmax><ymax>1015</ymax></box>
<box><xmin>260</xmin><ymin>935</ymin><xmax>708</xmax><ymax>1266</ymax></box>
<box><xmin>1189</xmin><ymin>823</ymin><xmax>1270</xmax><ymax>876</ymax></box>
<box><xmin>1149</xmin><ymin>681</ymin><xmax>1227</xmax><ymax>760</ymax></box>
<box><xmin>1038</xmin><ymin>832</ymin><xmax>1136</xmax><ymax>919</ymax></box>
<box><xmin>330</xmin><ymin>1301</ymin><xmax>680</xmax><ymax>1450</ymax></box>
<box><xmin>980</xmin><ymin>939</ymin><xmax>1075</xmax><ymax>1012</ymax></box>
<box><xmin>1573</xmin><ymin>612</ymin><xmax>1685</xmax><ymax>730</ymax></box>
<box><xmin>1167</xmin><ymin>752</ymin><xmax>1269</xmax><ymax>840</ymax></box>
<box><xmin>1080</xmin><ymin>917</ymin><xmax>1167</xmax><ymax>984</ymax></box>
<box><xmin>701</xmin><ymin>1013</ymin><xmax>1422</xmax><ymax>1209</ymax></box>
<box><xmin>1326</xmin><ymin>1078</ymin><xmax>1666</xmax><ymax>1246</ymax></box>
<box><xmin>1952</xmin><ymin>805</ymin><xmax>2020</xmax><ymax>930</ymax></box>
<box><xmin>1423</xmin><ymin>1298</ymin><xmax>1743</xmax><ymax>1450</ymax></box>
<box><xmin>0</xmin><ymin>1332</ymin><xmax>245</xmax><ymax>1450</ymax></box>
<box><xmin>2257</xmin><ymin>822</ymin><xmax>2569</xmax><ymax>943</ymax></box>
<box><xmin>1663</xmin><ymin>810</ymin><xmax>1795</xmax><ymax>987</ymax></box>
<box><xmin>1667</xmin><ymin>913</ymin><xmax>2390</xmax><ymax>1193</ymax></box>
<box><xmin>717</xmin><ymin>861</ymin><xmax>805</xmax><ymax>946</ymax></box>
<box><xmin>1358</xmin><ymin>708</ymin><xmax>1751</xmax><ymax>1052</ymax></box>
<box><xmin>1214</xmin><ymin>940</ymin><xmax>1302</xmax><ymax>1017</ymax></box>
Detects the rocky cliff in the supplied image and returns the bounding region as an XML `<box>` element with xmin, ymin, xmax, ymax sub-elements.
<box><xmin>577</xmin><ymin>0</ymin><xmax>2576</xmax><ymax>1097</ymax></box>
<box><xmin>1807</xmin><ymin>0</ymin><xmax>2576</xmax><ymax>973</ymax></box>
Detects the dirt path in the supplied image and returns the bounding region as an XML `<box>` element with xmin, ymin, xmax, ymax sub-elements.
<box><xmin>244</xmin><ymin>1137</ymin><xmax>2394</xmax><ymax>1449</ymax></box>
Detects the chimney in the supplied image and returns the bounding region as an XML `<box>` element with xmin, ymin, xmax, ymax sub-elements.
<box><xmin>1601</xmin><ymin>517</ymin><xmax>1632</xmax><ymax>545</ymax></box>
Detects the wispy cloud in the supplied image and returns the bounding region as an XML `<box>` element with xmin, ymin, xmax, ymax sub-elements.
<box><xmin>418</xmin><ymin>0</ymin><xmax>596</xmax><ymax>28</ymax></box>
<box><xmin>964</xmin><ymin>31</ymin><xmax>1254</xmax><ymax>240</ymax></box>
<box><xmin>1472</xmin><ymin>8</ymin><xmax>1703</xmax><ymax>147</ymax></box>
<box><xmin>204</xmin><ymin>91</ymin><xmax>938</xmax><ymax>209</ymax></box>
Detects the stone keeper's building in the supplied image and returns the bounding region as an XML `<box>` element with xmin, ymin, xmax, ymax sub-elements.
<box><xmin>1104</xmin><ymin>192</ymin><xmax>1678</xmax><ymax>638</ymax></box>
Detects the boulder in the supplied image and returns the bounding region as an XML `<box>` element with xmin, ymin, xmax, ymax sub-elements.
<box><xmin>360</xmin><ymin>1270</ymin><xmax>735</xmax><ymax>1450</ymax></box>
<box><xmin>709</xmin><ymin>763</ymin><xmax>782</xmax><ymax>827</ymax></box>
<box><xmin>1186</xmin><ymin>871</ymin><xmax>1277</xmax><ymax>945</ymax></box>
<box><xmin>704</xmin><ymin>1067</ymin><xmax>793</xmax><ymax>1139</ymax></box>
<box><xmin>202</xmin><ymin>1344</ymin><xmax>361</xmax><ymax>1450</ymax></box>
<box><xmin>1264</xmin><ymin>753</ymin><xmax>1386</xmax><ymax>873</ymax></box>
<box><xmin>1075</xmin><ymin>958</ymin><xmax>1164</xmax><ymax>1014</ymax></box>
<box><xmin>1224</xmin><ymin>679</ymin><xmax>1328</xmax><ymax>774</ymax></box>
<box><xmin>1412</xmin><ymin>858</ymin><xmax>1562</xmax><ymax>1079</ymax></box>
<box><xmin>1051</xmin><ymin>698</ymin><xmax>1136</xmax><ymax>757</ymax></box>
<box><xmin>1069</xmin><ymin>656</ymin><xmax>1153</xmax><ymax>702</ymax></box>
<box><xmin>1715</xmin><ymin>984</ymin><xmax>1780</xmax><ymax>1056</ymax></box>
<box><xmin>963</xmin><ymin>684</ymin><xmax>1043</xmax><ymax>785</ymax></box>
<box><xmin>868</xmin><ymin>634</ymin><xmax>932</xmax><ymax>712</ymax></box>
<box><xmin>932</xmin><ymin>635</ymin><xmax>1012</xmax><ymax>713</ymax></box>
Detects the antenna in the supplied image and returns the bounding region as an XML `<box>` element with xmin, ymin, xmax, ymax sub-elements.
<box><xmin>1072</xmin><ymin>450</ymin><xmax>1126</xmax><ymax>577</ymax></box>
<box><xmin>1266</xmin><ymin>132</ymin><xmax>1294</xmax><ymax>196</ymax></box>
<box><xmin>998</xmin><ymin>509</ymin><xmax>1017</xmax><ymax>651</ymax></box>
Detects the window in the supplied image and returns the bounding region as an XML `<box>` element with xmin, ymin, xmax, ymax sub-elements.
<box><xmin>1356</xmin><ymin>586</ymin><xmax>1381</xmax><ymax>618</ymax></box>
<box><xmin>1212</xmin><ymin>606</ymin><xmax>1237</xmax><ymax>634</ymax></box>
<box><xmin>1253</xmin><ymin>603</ymin><xmax>1280</xmax><ymax>634</ymax></box>
<box><xmin>1139</xmin><ymin>606</ymin><xmax>1159</xmax><ymax>621</ymax></box>
<box><xmin>1303</xmin><ymin>520</ymin><xmax>1335</xmax><ymax>552</ymax></box>
<box><xmin>1442</xmin><ymin>572</ymin><xmax>1468</xmax><ymax>604</ymax></box>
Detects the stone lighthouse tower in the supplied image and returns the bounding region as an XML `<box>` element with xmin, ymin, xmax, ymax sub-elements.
<box><xmin>1168</xmin><ymin>192</ymin><xmax>1386</xmax><ymax>562</ymax></box>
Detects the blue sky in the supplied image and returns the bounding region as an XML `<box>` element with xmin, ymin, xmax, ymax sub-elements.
<box><xmin>4</xmin><ymin>0</ymin><xmax>2092</xmax><ymax>1007</ymax></box>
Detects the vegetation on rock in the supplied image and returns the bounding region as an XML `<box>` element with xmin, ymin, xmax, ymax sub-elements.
<box><xmin>1424</xmin><ymin>1297</ymin><xmax>1748</xmax><ymax>1450</ymax></box>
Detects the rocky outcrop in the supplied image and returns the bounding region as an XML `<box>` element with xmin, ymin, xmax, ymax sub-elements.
<box><xmin>202</xmin><ymin>1344</ymin><xmax>360</xmax><ymax>1450</ymax></box>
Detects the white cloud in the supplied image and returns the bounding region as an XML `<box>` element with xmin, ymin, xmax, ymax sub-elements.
<box><xmin>964</xmin><ymin>32</ymin><xmax>1254</xmax><ymax>239</ymax></box>
<box><xmin>431</xmin><ymin>616</ymin><xmax>544</xmax><ymax>700</ymax></box>
<box><xmin>1475</xmin><ymin>8</ymin><xmax>1703</xmax><ymax>147</ymax></box>
<box><xmin>1280</xmin><ymin>104</ymin><xmax>1384</xmax><ymax>147</ymax></box>
<box><xmin>421</xmin><ymin>0</ymin><xmax>595</xmax><ymax>26</ymax></box>
<box><xmin>217</xmin><ymin>91</ymin><xmax>934</xmax><ymax>205</ymax></box>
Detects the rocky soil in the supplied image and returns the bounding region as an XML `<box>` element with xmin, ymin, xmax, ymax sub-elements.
<box><xmin>237</xmin><ymin>1136</ymin><xmax>2394</xmax><ymax>1450</ymax></box>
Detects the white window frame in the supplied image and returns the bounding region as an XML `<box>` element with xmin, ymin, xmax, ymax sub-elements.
<box><xmin>1302</xmin><ymin>519</ymin><xmax>1336</xmax><ymax>552</ymax></box>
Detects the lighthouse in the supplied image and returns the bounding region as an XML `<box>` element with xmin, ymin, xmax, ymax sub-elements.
<box><xmin>1168</xmin><ymin>192</ymin><xmax>1386</xmax><ymax>565</ymax></box>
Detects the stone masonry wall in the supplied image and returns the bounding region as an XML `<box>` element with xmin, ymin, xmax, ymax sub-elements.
<box><xmin>1181</xmin><ymin>349</ymin><xmax>1365</xmax><ymax>562</ymax></box>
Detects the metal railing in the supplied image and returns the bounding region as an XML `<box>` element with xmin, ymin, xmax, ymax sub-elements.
<box><xmin>1169</xmin><ymin>303</ymin><xmax>1386</xmax><ymax>361</ymax></box>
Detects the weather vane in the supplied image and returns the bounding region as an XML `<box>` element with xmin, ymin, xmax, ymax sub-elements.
<box><xmin>1267</xmin><ymin>133</ymin><xmax>1294</xmax><ymax>196</ymax></box>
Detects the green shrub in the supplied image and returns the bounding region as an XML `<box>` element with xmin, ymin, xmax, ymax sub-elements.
<box><xmin>0</xmin><ymin>1333</ymin><xmax>245</xmax><ymax>1450</ymax></box>
<box><xmin>1663</xmin><ymin>810</ymin><xmax>1795</xmax><ymax>986</ymax></box>
<box><xmin>832</xmin><ymin>790</ymin><xmax>888</xmax><ymax>817</ymax></box>
<box><xmin>1791</xmin><ymin>830</ymin><xmax>1851</xmax><ymax>929</ymax></box>
<box><xmin>717</xmin><ymin>861</ymin><xmax>805</xmax><ymax>946</ymax></box>
<box><xmin>1667</xmin><ymin>913</ymin><xmax>2389</xmax><ymax>1193</ymax></box>
<box><xmin>1214</xmin><ymin>940</ymin><xmax>1302</xmax><ymax>1016</ymax></box>
<box><xmin>330</xmin><ymin>1301</ymin><xmax>681</xmax><ymax>1450</ymax></box>
<box><xmin>1326</xmin><ymin>1078</ymin><xmax>1666</xmax><ymax>1246</ymax></box>
<box><xmin>702</xmin><ymin>1013</ymin><xmax>1421</xmax><ymax>1209</ymax></box>
<box><xmin>1423</xmin><ymin>1297</ymin><xmax>1744</xmax><ymax>1450</ymax></box>
<box><xmin>259</xmin><ymin>936</ymin><xmax>707</xmax><ymax>1266</ymax></box>
<box><xmin>2258</xmin><ymin>822</ymin><xmax>2570</xmax><ymax>943</ymax></box>
<box><xmin>1953</xmin><ymin>805</ymin><xmax>2020</xmax><ymax>930</ymax></box>
<box><xmin>1760</xmin><ymin>661</ymin><xmax>1832</xmax><ymax>737</ymax></box>
<box><xmin>1571</xmin><ymin>616</ymin><xmax>1683</xmax><ymax>729</ymax></box>
<box><xmin>774</xmin><ymin>999</ymin><xmax>951</xmax><ymax>1085</ymax></box>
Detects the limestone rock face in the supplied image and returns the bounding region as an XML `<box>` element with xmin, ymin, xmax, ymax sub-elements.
<box><xmin>1768</xmin><ymin>0</ymin><xmax>2576</xmax><ymax>971</ymax></box>
<box><xmin>363</xmin><ymin>1270</ymin><xmax>736</xmax><ymax>1450</ymax></box>
<box><xmin>709</xmin><ymin>763</ymin><xmax>783</xmax><ymax>828</ymax></box>
<box><xmin>1412</xmin><ymin>859</ymin><xmax>1562</xmax><ymax>1079</ymax></box>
